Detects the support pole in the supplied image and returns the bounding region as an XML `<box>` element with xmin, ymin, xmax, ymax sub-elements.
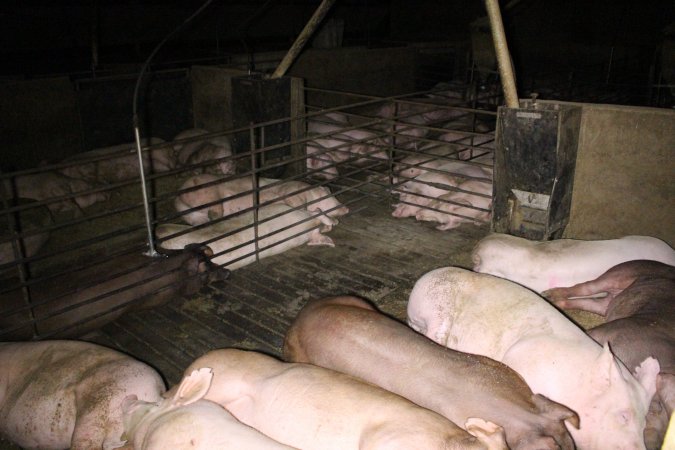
<box><xmin>270</xmin><ymin>0</ymin><xmax>337</xmax><ymax>79</ymax></box>
<box><xmin>484</xmin><ymin>0</ymin><xmax>519</xmax><ymax>107</ymax></box>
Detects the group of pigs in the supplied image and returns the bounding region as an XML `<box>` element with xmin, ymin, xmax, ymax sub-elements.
<box><xmin>0</xmin><ymin>128</ymin><xmax>235</xmax><ymax>270</ymax></box>
<box><xmin>1</xmin><ymin>232</ymin><xmax>673</xmax><ymax>449</ymax></box>
<box><xmin>159</xmin><ymin>172</ymin><xmax>350</xmax><ymax>270</ymax></box>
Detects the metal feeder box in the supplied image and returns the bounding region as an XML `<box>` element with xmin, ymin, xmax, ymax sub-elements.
<box><xmin>492</xmin><ymin>100</ymin><xmax>582</xmax><ymax>240</ymax></box>
<box><xmin>231</xmin><ymin>75</ymin><xmax>305</xmax><ymax>178</ymax></box>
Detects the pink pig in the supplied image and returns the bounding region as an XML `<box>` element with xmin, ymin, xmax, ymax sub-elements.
<box><xmin>0</xmin><ymin>340</ymin><xmax>165</xmax><ymax>450</ymax></box>
<box><xmin>407</xmin><ymin>266</ymin><xmax>660</xmax><ymax>450</ymax></box>
<box><xmin>164</xmin><ymin>348</ymin><xmax>508</xmax><ymax>450</ymax></box>
<box><xmin>121</xmin><ymin>368</ymin><xmax>296</xmax><ymax>450</ymax></box>
<box><xmin>472</xmin><ymin>233</ymin><xmax>675</xmax><ymax>293</ymax></box>
<box><xmin>415</xmin><ymin>178</ymin><xmax>492</xmax><ymax>230</ymax></box>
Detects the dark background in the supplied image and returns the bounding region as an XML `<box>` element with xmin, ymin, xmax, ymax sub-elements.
<box><xmin>1</xmin><ymin>0</ymin><xmax>672</xmax><ymax>82</ymax></box>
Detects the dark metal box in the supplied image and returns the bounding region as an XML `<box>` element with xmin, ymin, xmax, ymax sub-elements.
<box><xmin>492</xmin><ymin>100</ymin><xmax>582</xmax><ymax>240</ymax></box>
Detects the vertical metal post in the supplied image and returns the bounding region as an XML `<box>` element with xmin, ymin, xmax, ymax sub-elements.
<box><xmin>250</xmin><ymin>126</ymin><xmax>260</xmax><ymax>263</ymax></box>
<box><xmin>133</xmin><ymin>125</ymin><xmax>160</xmax><ymax>257</ymax></box>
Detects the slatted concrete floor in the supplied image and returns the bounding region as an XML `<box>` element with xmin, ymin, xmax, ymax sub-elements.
<box><xmin>89</xmin><ymin>196</ymin><xmax>490</xmax><ymax>386</ymax></box>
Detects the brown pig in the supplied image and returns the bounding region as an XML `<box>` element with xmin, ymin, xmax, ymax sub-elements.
<box><xmin>0</xmin><ymin>244</ymin><xmax>228</xmax><ymax>340</ymax></box>
<box><xmin>284</xmin><ymin>295</ymin><xmax>578</xmax><ymax>450</ymax></box>
<box><xmin>544</xmin><ymin>260</ymin><xmax>675</xmax><ymax>449</ymax></box>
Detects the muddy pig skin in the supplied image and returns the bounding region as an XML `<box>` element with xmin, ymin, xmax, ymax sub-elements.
<box><xmin>173</xmin><ymin>128</ymin><xmax>235</xmax><ymax>175</ymax></box>
<box><xmin>407</xmin><ymin>267</ymin><xmax>661</xmax><ymax>450</ymax></box>
<box><xmin>544</xmin><ymin>260</ymin><xmax>675</xmax><ymax>449</ymax></box>
<box><xmin>165</xmin><ymin>348</ymin><xmax>508</xmax><ymax>450</ymax></box>
<box><xmin>284</xmin><ymin>295</ymin><xmax>578</xmax><ymax>450</ymax></box>
<box><xmin>121</xmin><ymin>368</ymin><xmax>296</xmax><ymax>450</ymax></box>
<box><xmin>0</xmin><ymin>340</ymin><xmax>165</xmax><ymax>450</ymax></box>
<box><xmin>0</xmin><ymin>244</ymin><xmax>227</xmax><ymax>340</ymax></box>
<box><xmin>472</xmin><ymin>233</ymin><xmax>675</xmax><ymax>293</ymax></box>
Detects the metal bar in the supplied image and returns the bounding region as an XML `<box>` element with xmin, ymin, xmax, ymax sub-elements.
<box><xmin>270</xmin><ymin>0</ymin><xmax>337</xmax><ymax>79</ymax></box>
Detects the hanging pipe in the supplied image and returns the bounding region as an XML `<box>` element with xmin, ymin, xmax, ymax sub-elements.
<box><xmin>484</xmin><ymin>0</ymin><xmax>519</xmax><ymax>107</ymax></box>
<box><xmin>270</xmin><ymin>0</ymin><xmax>337</xmax><ymax>79</ymax></box>
<box><xmin>131</xmin><ymin>0</ymin><xmax>214</xmax><ymax>257</ymax></box>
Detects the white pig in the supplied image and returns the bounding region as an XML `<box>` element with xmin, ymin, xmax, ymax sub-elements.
<box><xmin>392</xmin><ymin>161</ymin><xmax>491</xmax><ymax>218</ymax></box>
<box><xmin>121</xmin><ymin>368</ymin><xmax>296</xmax><ymax>450</ymax></box>
<box><xmin>407</xmin><ymin>266</ymin><xmax>660</xmax><ymax>450</ymax></box>
<box><xmin>173</xmin><ymin>128</ymin><xmax>235</xmax><ymax>175</ymax></box>
<box><xmin>415</xmin><ymin>179</ymin><xmax>492</xmax><ymax>230</ymax></box>
<box><xmin>472</xmin><ymin>233</ymin><xmax>675</xmax><ymax>293</ymax></box>
<box><xmin>165</xmin><ymin>348</ymin><xmax>508</xmax><ymax>450</ymax></box>
<box><xmin>158</xmin><ymin>203</ymin><xmax>335</xmax><ymax>270</ymax></box>
<box><xmin>175</xmin><ymin>174</ymin><xmax>348</xmax><ymax>226</ymax></box>
<box><xmin>0</xmin><ymin>340</ymin><xmax>165</xmax><ymax>450</ymax></box>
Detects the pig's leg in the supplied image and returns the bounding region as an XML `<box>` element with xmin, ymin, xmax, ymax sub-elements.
<box><xmin>307</xmin><ymin>229</ymin><xmax>334</xmax><ymax>247</ymax></box>
<box><xmin>542</xmin><ymin>262</ymin><xmax>645</xmax><ymax>312</ymax></box>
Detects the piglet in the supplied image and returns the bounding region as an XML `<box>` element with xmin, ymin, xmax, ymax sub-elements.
<box><xmin>472</xmin><ymin>233</ymin><xmax>675</xmax><ymax>293</ymax></box>
<box><xmin>543</xmin><ymin>260</ymin><xmax>675</xmax><ymax>449</ymax></box>
<box><xmin>167</xmin><ymin>348</ymin><xmax>507</xmax><ymax>450</ymax></box>
<box><xmin>407</xmin><ymin>266</ymin><xmax>660</xmax><ymax>450</ymax></box>
<box><xmin>121</xmin><ymin>368</ymin><xmax>296</xmax><ymax>450</ymax></box>
<box><xmin>0</xmin><ymin>340</ymin><xmax>165</xmax><ymax>450</ymax></box>
<box><xmin>284</xmin><ymin>295</ymin><xmax>578</xmax><ymax>450</ymax></box>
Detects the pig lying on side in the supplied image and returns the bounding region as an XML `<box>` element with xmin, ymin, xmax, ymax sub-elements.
<box><xmin>544</xmin><ymin>260</ymin><xmax>675</xmax><ymax>449</ymax></box>
<box><xmin>175</xmin><ymin>174</ymin><xmax>348</xmax><ymax>226</ymax></box>
<box><xmin>166</xmin><ymin>348</ymin><xmax>508</xmax><ymax>450</ymax></box>
<box><xmin>172</xmin><ymin>128</ymin><xmax>235</xmax><ymax>176</ymax></box>
<box><xmin>59</xmin><ymin>137</ymin><xmax>174</xmax><ymax>184</ymax></box>
<box><xmin>414</xmin><ymin>178</ymin><xmax>492</xmax><ymax>230</ymax></box>
<box><xmin>0</xmin><ymin>340</ymin><xmax>165</xmax><ymax>450</ymax></box>
<box><xmin>158</xmin><ymin>203</ymin><xmax>335</xmax><ymax>271</ymax></box>
<box><xmin>407</xmin><ymin>266</ymin><xmax>660</xmax><ymax>450</ymax></box>
<box><xmin>2</xmin><ymin>172</ymin><xmax>108</xmax><ymax>215</ymax></box>
<box><xmin>0</xmin><ymin>244</ymin><xmax>228</xmax><ymax>340</ymax></box>
<box><xmin>472</xmin><ymin>233</ymin><xmax>675</xmax><ymax>293</ymax></box>
<box><xmin>121</xmin><ymin>368</ymin><xmax>296</xmax><ymax>450</ymax></box>
<box><xmin>392</xmin><ymin>161</ymin><xmax>491</xmax><ymax>218</ymax></box>
<box><xmin>306</xmin><ymin>112</ymin><xmax>389</xmax><ymax>180</ymax></box>
<box><xmin>284</xmin><ymin>295</ymin><xmax>578</xmax><ymax>450</ymax></box>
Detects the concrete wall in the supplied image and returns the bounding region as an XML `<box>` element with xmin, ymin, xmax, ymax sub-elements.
<box><xmin>563</xmin><ymin>102</ymin><xmax>675</xmax><ymax>246</ymax></box>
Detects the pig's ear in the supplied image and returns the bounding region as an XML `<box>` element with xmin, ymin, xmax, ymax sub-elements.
<box><xmin>595</xmin><ymin>342</ymin><xmax>626</xmax><ymax>388</ymax></box>
<box><xmin>634</xmin><ymin>357</ymin><xmax>660</xmax><ymax>401</ymax></box>
<box><xmin>465</xmin><ymin>418</ymin><xmax>507</xmax><ymax>449</ymax></box>
<box><xmin>171</xmin><ymin>367</ymin><xmax>213</xmax><ymax>407</ymax></box>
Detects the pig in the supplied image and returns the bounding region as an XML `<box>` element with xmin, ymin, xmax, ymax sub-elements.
<box><xmin>174</xmin><ymin>174</ymin><xmax>348</xmax><ymax>226</ymax></box>
<box><xmin>415</xmin><ymin>178</ymin><xmax>492</xmax><ymax>230</ymax></box>
<box><xmin>2</xmin><ymin>171</ymin><xmax>109</xmax><ymax>215</ymax></box>
<box><xmin>0</xmin><ymin>340</ymin><xmax>165</xmax><ymax>450</ymax></box>
<box><xmin>59</xmin><ymin>137</ymin><xmax>174</xmax><ymax>183</ymax></box>
<box><xmin>391</xmin><ymin>161</ymin><xmax>492</xmax><ymax>218</ymax></box>
<box><xmin>158</xmin><ymin>203</ymin><xmax>335</xmax><ymax>271</ymax></box>
<box><xmin>0</xmin><ymin>201</ymin><xmax>52</xmax><ymax>271</ymax></box>
<box><xmin>166</xmin><ymin>348</ymin><xmax>508</xmax><ymax>450</ymax></box>
<box><xmin>284</xmin><ymin>295</ymin><xmax>579</xmax><ymax>450</ymax></box>
<box><xmin>173</xmin><ymin>128</ymin><xmax>235</xmax><ymax>175</ymax></box>
<box><xmin>543</xmin><ymin>260</ymin><xmax>675</xmax><ymax>449</ymax></box>
<box><xmin>121</xmin><ymin>368</ymin><xmax>296</xmax><ymax>450</ymax></box>
<box><xmin>306</xmin><ymin>113</ymin><xmax>389</xmax><ymax>178</ymax></box>
<box><xmin>407</xmin><ymin>266</ymin><xmax>661</xmax><ymax>450</ymax></box>
<box><xmin>472</xmin><ymin>233</ymin><xmax>675</xmax><ymax>293</ymax></box>
<box><xmin>0</xmin><ymin>244</ymin><xmax>228</xmax><ymax>340</ymax></box>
